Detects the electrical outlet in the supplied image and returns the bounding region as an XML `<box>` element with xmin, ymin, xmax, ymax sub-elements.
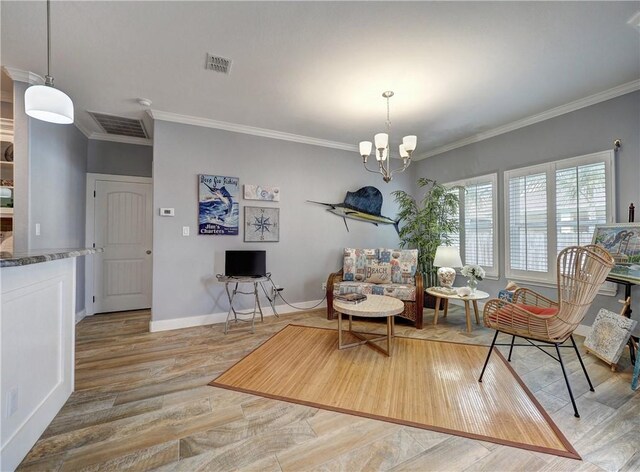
<box><xmin>35</xmin><ymin>223</ymin><xmax>41</xmax><ymax>236</ymax></box>
<box><xmin>321</xmin><ymin>282</ymin><xmax>327</xmax><ymax>291</ymax></box>
<box><xmin>6</xmin><ymin>387</ymin><xmax>18</xmax><ymax>417</ymax></box>
<box><xmin>182</xmin><ymin>226</ymin><xmax>190</xmax><ymax>236</ymax></box>
<box><xmin>271</xmin><ymin>286</ymin><xmax>283</xmax><ymax>299</ymax></box>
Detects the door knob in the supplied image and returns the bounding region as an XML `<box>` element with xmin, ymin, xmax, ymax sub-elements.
<box><xmin>146</xmin><ymin>250</ymin><xmax>152</xmax><ymax>255</ymax></box>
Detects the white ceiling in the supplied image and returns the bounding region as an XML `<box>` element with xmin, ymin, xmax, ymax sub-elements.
<box><xmin>2</xmin><ymin>1</ymin><xmax>639</xmax><ymax>156</ymax></box>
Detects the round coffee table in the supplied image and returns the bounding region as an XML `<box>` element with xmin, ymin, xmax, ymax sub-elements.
<box><xmin>333</xmin><ymin>294</ymin><xmax>404</xmax><ymax>356</ymax></box>
<box><xmin>425</xmin><ymin>287</ymin><xmax>490</xmax><ymax>333</ymax></box>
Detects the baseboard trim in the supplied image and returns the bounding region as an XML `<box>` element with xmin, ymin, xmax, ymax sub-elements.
<box><xmin>75</xmin><ymin>309</ymin><xmax>87</xmax><ymax>324</ymax></box>
<box><xmin>149</xmin><ymin>298</ymin><xmax>326</xmax><ymax>332</ymax></box>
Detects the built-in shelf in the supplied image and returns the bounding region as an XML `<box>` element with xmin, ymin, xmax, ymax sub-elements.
<box><xmin>0</xmin><ymin>207</ymin><xmax>14</xmax><ymax>216</ymax></box>
<box><xmin>1</xmin><ymin>161</ymin><xmax>14</xmax><ymax>166</ymax></box>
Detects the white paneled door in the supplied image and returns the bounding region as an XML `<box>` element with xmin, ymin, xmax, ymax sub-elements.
<box><xmin>93</xmin><ymin>180</ymin><xmax>152</xmax><ymax>313</ymax></box>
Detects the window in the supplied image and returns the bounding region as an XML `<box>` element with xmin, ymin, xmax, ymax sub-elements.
<box><xmin>505</xmin><ymin>151</ymin><xmax>614</xmax><ymax>283</ymax></box>
<box><xmin>445</xmin><ymin>173</ymin><xmax>498</xmax><ymax>278</ymax></box>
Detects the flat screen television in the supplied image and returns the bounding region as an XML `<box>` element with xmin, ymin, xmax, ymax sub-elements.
<box><xmin>225</xmin><ymin>250</ymin><xmax>266</xmax><ymax>277</ymax></box>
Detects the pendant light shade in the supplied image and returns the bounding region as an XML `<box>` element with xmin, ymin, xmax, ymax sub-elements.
<box><xmin>25</xmin><ymin>84</ymin><xmax>74</xmax><ymax>124</ymax></box>
<box><xmin>24</xmin><ymin>0</ymin><xmax>74</xmax><ymax>125</ymax></box>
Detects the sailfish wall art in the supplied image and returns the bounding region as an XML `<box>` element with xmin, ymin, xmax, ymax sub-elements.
<box><xmin>308</xmin><ymin>186</ymin><xmax>399</xmax><ymax>233</ymax></box>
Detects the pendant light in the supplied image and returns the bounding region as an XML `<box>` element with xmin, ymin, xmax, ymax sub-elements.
<box><xmin>24</xmin><ymin>0</ymin><xmax>74</xmax><ymax>124</ymax></box>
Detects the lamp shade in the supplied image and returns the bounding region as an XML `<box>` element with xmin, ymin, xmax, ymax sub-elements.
<box><xmin>402</xmin><ymin>135</ymin><xmax>417</xmax><ymax>152</ymax></box>
<box><xmin>25</xmin><ymin>85</ymin><xmax>74</xmax><ymax>124</ymax></box>
<box><xmin>433</xmin><ymin>245</ymin><xmax>462</xmax><ymax>268</ymax></box>
<box><xmin>399</xmin><ymin>144</ymin><xmax>409</xmax><ymax>158</ymax></box>
<box><xmin>374</xmin><ymin>133</ymin><xmax>388</xmax><ymax>151</ymax></box>
<box><xmin>359</xmin><ymin>141</ymin><xmax>372</xmax><ymax>157</ymax></box>
<box><xmin>376</xmin><ymin>147</ymin><xmax>388</xmax><ymax>162</ymax></box>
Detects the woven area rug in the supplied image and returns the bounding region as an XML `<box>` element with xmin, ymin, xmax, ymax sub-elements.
<box><xmin>210</xmin><ymin>324</ymin><xmax>579</xmax><ymax>459</ymax></box>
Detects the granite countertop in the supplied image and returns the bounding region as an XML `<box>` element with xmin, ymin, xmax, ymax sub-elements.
<box><xmin>0</xmin><ymin>248</ymin><xmax>103</xmax><ymax>268</ymax></box>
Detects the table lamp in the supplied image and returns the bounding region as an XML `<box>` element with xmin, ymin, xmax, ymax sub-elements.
<box><xmin>433</xmin><ymin>246</ymin><xmax>462</xmax><ymax>288</ymax></box>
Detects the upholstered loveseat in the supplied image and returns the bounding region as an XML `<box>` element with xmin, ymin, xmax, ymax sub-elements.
<box><xmin>326</xmin><ymin>248</ymin><xmax>424</xmax><ymax>328</ymax></box>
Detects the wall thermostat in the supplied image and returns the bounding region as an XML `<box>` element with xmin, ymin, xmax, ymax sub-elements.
<box><xmin>160</xmin><ymin>208</ymin><xmax>175</xmax><ymax>216</ymax></box>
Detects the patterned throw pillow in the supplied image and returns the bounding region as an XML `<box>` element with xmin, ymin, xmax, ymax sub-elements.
<box><xmin>364</xmin><ymin>262</ymin><xmax>392</xmax><ymax>284</ymax></box>
<box><xmin>387</xmin><ymin>249</ymin><xmax>418</xmax><ymax>284</ymax></box>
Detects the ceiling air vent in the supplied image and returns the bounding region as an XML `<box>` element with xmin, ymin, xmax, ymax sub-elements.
<box><xmin>205</xmin><ymin>53</ymin><xmax>232</xmax><ymax>74</ymax></box>
<box><xmin>89</xmin><ymin>112</ymin><xmax>149</xmax><ymax>139</ymax></box>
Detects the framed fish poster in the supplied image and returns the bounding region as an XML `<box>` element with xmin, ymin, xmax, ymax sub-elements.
<box><xmin>244</xmin><ymin>206</ymin><xmax>279</xmax><ymax>242</ymax></box>
<box><xmin>198</xmin><ymin>175</ymin><xmax>239</xmax><ymax>235</ymax></box>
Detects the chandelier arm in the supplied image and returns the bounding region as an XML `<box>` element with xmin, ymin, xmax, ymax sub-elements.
<box><xmin>362</xmin><ymin>161</ymin><xmax>385</xmax><ymax>174</ymax></box>
<box><xmin>389</xmin><ymin>161</ymin><xmax>411</xmax><ymax>175</ymax></box>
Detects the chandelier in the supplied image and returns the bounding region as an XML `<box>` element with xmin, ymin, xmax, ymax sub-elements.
<box><xmin>359</xmin><ymin>91</ymin><xmax>416</xmax><ymax>183</ymax></box>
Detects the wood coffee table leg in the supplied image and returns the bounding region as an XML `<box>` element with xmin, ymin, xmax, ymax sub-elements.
<box><xmin>472</xmin><ymin>300</ymin><xmax>480</xmax><ymax>324</ymax></box>
<box><xmin>464</xmin><ymin>301</ymin><xmax>472</xmax><ymax>333</ymax></box>
<box><xmin>386</xmin><ymin>316</ymin><xmax>392</xmax><ymax>356</ymax></box>
<box><xmin>433</xmin><ymin>297</ymin><xmax>441</xmax><ymax>325</ymax></box>
<box><xmin>443</xmin><ymin>299</ymin><xmax>449</xmax><ymax>318</ymax></box>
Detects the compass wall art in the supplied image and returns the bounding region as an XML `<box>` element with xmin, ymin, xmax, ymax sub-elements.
<box><xmin>244</xmin><ymin>206</ymin><xmax>280</xmax><ymax>242</ymax></box>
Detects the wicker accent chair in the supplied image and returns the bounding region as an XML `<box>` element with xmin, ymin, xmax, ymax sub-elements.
<box><xmin>326</xmin><ymin>269</ymin><xmax>424</xmax><ymax>329</ymax></box>
<box><xmin>478</xmin><ymin>245</ymin><xmax>615</xmax><ymax>418</ymax></box>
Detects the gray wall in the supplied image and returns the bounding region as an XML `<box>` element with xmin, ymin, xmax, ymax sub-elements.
<box><xmin>415</xmin><ymin>91</ymin><xmax>640</xmax><ymax>326</ymax></box>
<box><xmin>29</xmin><ymin>117</ymin><xmax>88</xmax><ymax>312</ymax></box>
<box><xmin>11</xmin><ymin>81</ymin><xmax>29</xmax><ymax>252</ymax></box>
<box><xmin>151</xmin><ymin>120</ymin><xmax>412</xmax><ymax>322</ymax></box>
<box><xmin>87</xmin><ymin>140</ymin><xmax>152</xmax><ymax>177</ymax></box>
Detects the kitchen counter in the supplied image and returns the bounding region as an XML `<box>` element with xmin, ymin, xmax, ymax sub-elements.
<box><xmin>0</xmin><ymin>247</ymin><xmax>102</xmax><ymax>268</ymax></box>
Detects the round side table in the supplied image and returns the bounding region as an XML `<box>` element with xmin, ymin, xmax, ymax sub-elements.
<box><xmin>425</xmin><ymin>287</ymin><xmax>490</xmax><ymax>333</ymax></box>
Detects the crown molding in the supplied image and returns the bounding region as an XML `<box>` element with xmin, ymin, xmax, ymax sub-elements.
<box><xmin>416</xmin><ymin>79</ymin><xmax>640</xmax><ymax>160</ymax></box>
<box><xmin>73</xmin><ymin>120</ymin><xmax>92</xmax><ymax>138</ymax></box>
<box><xmin>2</xmin><ymin>66</ymin><xmax>44</xmax><ymax>85</ymax></box>
<box><xmin>88</xmin><ymin>132</ymin><xmax>153</xmax><ymax>147</ymax></box>
<box><xmin>148</xmin><ymin>109</ymin><xmax>357</xmax><ymax>152</ymax></box>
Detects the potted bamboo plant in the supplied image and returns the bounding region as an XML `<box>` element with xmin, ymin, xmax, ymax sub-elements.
<box><xmin>392</xmin><ymin>178</ymin><xmax>461</xmax><ymax>295</ymax></box>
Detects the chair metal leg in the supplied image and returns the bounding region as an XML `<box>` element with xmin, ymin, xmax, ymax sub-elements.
<box><xmin>556</xmin><ymin>343</ymin><xmax>580</xmax><ymax>418</ymax></box>
<box><xmin>570</xmin><ymin>335</ymin><xmax>594</xmax><ymax>392</ymax></box>
<box><xmin>479</xmin><ymin>331</ymin><xmax>499</xmax><ymax>382</ymax></box>
<box><xmin>508</xmin><ymin>335</ymin><xmax>516</xmax><ymax>362</ymax></box>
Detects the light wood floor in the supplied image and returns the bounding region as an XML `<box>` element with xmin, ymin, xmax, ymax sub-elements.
<box><xmin>17</xmin><ymin>307</ymin><xmax>639</xmax><ymax>471</ymax></box>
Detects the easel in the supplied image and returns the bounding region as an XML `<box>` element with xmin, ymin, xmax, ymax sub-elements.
<box><xmin>601</xmin><ymin>201</ymin><xmax>638</xmax><ymax>365</ymax></box>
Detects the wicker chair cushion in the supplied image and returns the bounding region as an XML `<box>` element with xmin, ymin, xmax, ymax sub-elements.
<box><xmin>333</xmin><ymin>281</ymin><xmax>416</xmax><ymax>301</ymax></box>
<box><xmin>515</xmin><ymin>304</ymin><xmax>559</xmax><ymax>316</ymax></box>
<box><xmin>489</xmin><ymin>303</ymin><xmax>558</xmax><ymax>325</ymax></box>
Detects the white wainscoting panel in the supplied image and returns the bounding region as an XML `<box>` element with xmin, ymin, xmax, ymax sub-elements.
<box><xmin>1</xmin><ymin>258</ymin><xmax>76</xmax><ymax>471</ymax></box>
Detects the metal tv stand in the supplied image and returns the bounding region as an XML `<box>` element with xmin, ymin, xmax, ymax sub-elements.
<box><xmin>216</xmin><ymin>273</ymin><xmax>278</xmax><ymax>334</ymax></box>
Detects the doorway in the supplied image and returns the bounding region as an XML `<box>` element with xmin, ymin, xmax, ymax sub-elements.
<box><xmin>85</xmin><ymin>174</ymin><xmax>152</xmax><ymax>315</ymax></box>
